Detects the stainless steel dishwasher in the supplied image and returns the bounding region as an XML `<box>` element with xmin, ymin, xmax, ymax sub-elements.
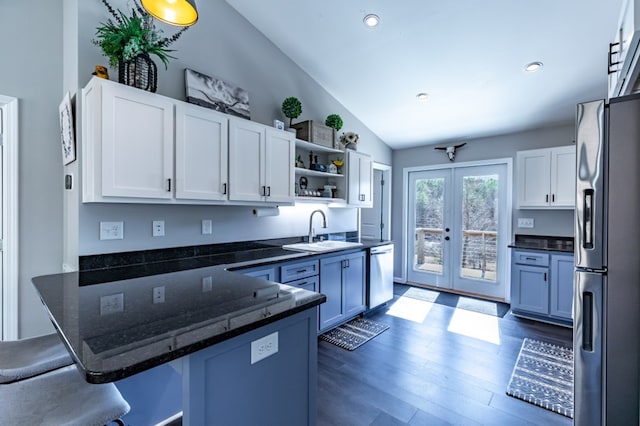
<box><xmin>368</xmin><ymin>243</ymin><xmax>394</xmax><ymax>310</ymax></box>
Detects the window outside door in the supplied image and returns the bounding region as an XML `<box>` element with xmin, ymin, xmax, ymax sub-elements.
<box><xmin>407</xmin><ymin>163</ymin><xmax>509</xmax><ymax>299</ymax></box>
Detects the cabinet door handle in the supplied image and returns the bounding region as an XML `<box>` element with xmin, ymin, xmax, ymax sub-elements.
<box><xmin>544</xmin><ymin>272</ymin><xmax>547</xmax><ymax>281</ymax></box>
<box><xmin>525</xmin><ymin>257</ymin><xmax>537</xmax><ymax>261</ymax></box>
<box><xmin>545</xmin><ymin>194</ymin><xmax>549</xmax><ymax>203</ymax></box>
<box><xmin>346</xmin><ymin>259</ymin><xmax>350</xmax><ymax>268</ymax></box>
<box><xmin>267</xmin><ymin>186</ymin><xmax>271</xmax><ymax>196</ymax></box>
<box><xmin>262</xmin><ymin>186</ymin><xmax>266</xmax><ymax>196</ymax></box>
<box><xmin>223</xmin><ymin>183</ymin><xmax>227</xmax><ymax>195</ymax></box>
<box><xmin>297</xmin><ymin>269</ymin><xmax>307</xmax><ymax>273</ymax></box>
<box><xmin>167</xmin><ymin>178</ymin><xmax>172</xmax><ymax>192</ymax></box>
<box><xmin>297</xmin><ymin>281</ymin><xmax>308</xmax><ymax>287</ymax></box>
<box><xmin>552</xmin><ymin>194</ymin><xmax>556</xmax><ymax>203</ymax></box>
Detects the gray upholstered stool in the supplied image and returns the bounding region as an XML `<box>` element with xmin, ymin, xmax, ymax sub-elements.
<box><xmin>0</xmin><ymin>333</ymin><xmax>73</xmax><ymax>383</ymax></box>
<box><xmin>0</xmin><ymin>364</ymin><xmax>130</xmax><ymax>425</ymax></box>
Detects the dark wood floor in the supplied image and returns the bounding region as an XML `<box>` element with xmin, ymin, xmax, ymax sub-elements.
<box><xmin>317</xmin><ymin>292</ymin><xmax>573</xmax><ymax>426</ymax></box>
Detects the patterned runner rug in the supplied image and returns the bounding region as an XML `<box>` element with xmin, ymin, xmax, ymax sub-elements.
<box><xmin>320</xmin><ymin>318</ymin><xmax>389</xmax><ymax>351</ymax></box>
<box><xmin>506</xmin><ymin>338</ymin><xmax>574</xmax><ymax>418</ymax></box>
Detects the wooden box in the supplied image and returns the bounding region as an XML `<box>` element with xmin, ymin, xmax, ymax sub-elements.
<box><xmin>292</xmin><ymin>120</ymin><xmax>337</xmax><ymax>149</ymax></box>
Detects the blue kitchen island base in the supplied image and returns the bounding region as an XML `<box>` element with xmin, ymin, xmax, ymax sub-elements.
<box><xmin>118</xmin><ymin>307</ymin><xmax>318</xmax><ymax>426</ymax></box>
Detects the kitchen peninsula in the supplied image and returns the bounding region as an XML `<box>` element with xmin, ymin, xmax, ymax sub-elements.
<box><xmin>32</xmin><ymin>241</ymin><xmax>328</xmax><ymax>425</ymax></box>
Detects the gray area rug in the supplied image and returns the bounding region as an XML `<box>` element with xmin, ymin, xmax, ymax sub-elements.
<box><xmin>320</xmin><ymin>318</ymin><xmax>389</xmax><ymax>351</ymax></box>
<box><xmin>506</xmin><ymin>338</ymin><xmax>574</xmax><ymax>418</ymax></box>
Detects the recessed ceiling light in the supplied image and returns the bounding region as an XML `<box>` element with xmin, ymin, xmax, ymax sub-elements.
<box><xmin>416</xmin><ymin>92</ymin><xmax>429</xmax><ymax>101</ymax></box>
<box><xmin>525</xmin><ymin>61</ymin><xmax>543</xmax><ymax>72</ymax></box>
<box><xmin>363</xmin><ymin>14</ymin><xmax>380</xmax><ymax>28</ymax></box>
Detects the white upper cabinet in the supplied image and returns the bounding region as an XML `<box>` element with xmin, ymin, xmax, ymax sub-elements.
<box><xmin>175</xmin><ymin>104</ymin><xmax>228</xmax><ymax>201</ymax></box>
<box><xmin>228</xmin><ymin>118</ymin><xmax>295</xmax><ymax>204</ymax></box>
<box><xmin>264</xmin><ymin>128</ymin><xmax>296</xmax><ymax>203</ymax></box>
<box><xmin>608</xmin><ymin>0</ymin><xmax>640</xmax><ymax>98</ymax></box>
<box><xmin>517</xmin><ymin>145</ymin><xmax>576</xmax><ymax>209</ymax></box>
<box><xmin>83</xmin><ymin>77</ymin><xmax>174</xmax><ymax>201</ymax></box>
<box><xmin>346</xmin><ymin>150</ymin><xmax>373</xmax><ymax>208</ymax></box>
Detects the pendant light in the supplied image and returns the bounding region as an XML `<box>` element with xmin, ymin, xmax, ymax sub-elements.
<box><xmin>141</xmin><ymin>0</ymin><xmax>198</xmax><ymax>27</ymax></box>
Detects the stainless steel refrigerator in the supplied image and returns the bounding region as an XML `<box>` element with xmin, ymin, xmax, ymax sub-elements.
<box><xmin>574</xmin><ymin>96</ymin><xmax>640</xmax><ymax>425</ymax></box>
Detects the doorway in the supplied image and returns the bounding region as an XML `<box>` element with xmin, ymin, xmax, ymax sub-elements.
<box><xmin>361</xmin><ymin>163</ymin><xmax>391</xmax><ymax>241</ymax></box>
<box><xmin>0</xmin><ymin>95</ymin><xmax>19</xmax><ymax>340</ymax></box>
<box><xmin>406</xmin><ymin>160</ymin><xmax>511</xmax><ymax>300</ymax></box>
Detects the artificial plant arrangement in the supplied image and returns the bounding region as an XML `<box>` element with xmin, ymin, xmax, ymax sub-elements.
<box><xmin>340</xmin><ymin>131</ymin><xmax>359</xmax><ymax>149</ymax></box>
<box><xmin>92</xmin><ymin>0</ymin><xmax>187</xmax><ymax>70</ymax></box>
<box><xmin>281</xmin><ymin>97</ymin><xmax>302</xmax><ymax>127</ymax></box>
<box><xmin>325</xmin><ymin>114</ymin><xmax>343</xmax><ymax>132</ymax></box>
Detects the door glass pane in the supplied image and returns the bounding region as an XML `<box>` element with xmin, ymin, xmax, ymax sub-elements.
<box><xmin>460</xmin><ymin>174</ymin><xmax>498</xmax><ymax>282</ymax></box>
<box><xmin>414</xmin><ymin>178</ymin><xmax>444</xmax><ymax>274</ymax></box>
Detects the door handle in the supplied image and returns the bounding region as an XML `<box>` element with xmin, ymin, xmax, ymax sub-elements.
<box><xmin>583</xmin><ymin>292</ymin><xmax>593</xmax><ymax>351</ymax></box>
<box><xmin>223</xmin><ymin>183</ymin><xmax>227</xmax><ymax>195</ymax></box>
<box><xmin>166</xmin><ymin>178</ymin><xmax>172</xmax><ymax>192</ymax></box>
<box><xmin>546</xmin><ymin>194</ymin><xmax>549</xmax><ymax>203</ymax></box>
<box><xmin>552</xmin><ymin>194</ymin><xmax>555</xmax><ymax>203</ymax></box>
<box><xmin>267</xmin><ymin>186</ymin><xmax>271</xmax><ymax>196</ymax></box>
<box><xmin>583</xmin><ymin>189</ymin><xmax>594</xmax><ymax>249</ymax></box>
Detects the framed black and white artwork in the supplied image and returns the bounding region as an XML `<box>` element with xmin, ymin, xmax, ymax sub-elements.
<box><xmin>59</xmin><ymin>91</ymin><xmax>76</xmax><ymax>165</ymax></box>
<box><xmin>185</xmin><ymin>68</ymin><xmax>251</xmax><ymax>120</ymax></box>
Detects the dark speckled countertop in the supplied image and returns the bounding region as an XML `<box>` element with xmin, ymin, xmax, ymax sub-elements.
<box><xmin>508</xmin><ymin>234</ymin><xmax>574</xmax><ymax>253</ymax></box>
<box><xmin>32</xmin><ymin>235</ymin><xmax>392</xmax><ymax>384</ymax></box>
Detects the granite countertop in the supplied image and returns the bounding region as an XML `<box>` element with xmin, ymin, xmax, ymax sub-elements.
<box><xmin>508</xmin><ymin>234</ymin><xmax>574</xmax><ymax>253</ymax></box>
<box><xmin>32</xmin><ymin>235</ymin><xmax>392</xmax><ymax>384</ymax></box>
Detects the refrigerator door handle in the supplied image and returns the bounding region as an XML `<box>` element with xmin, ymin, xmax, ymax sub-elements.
<box><xmin>583</xmin><ymin>189</ymin><xmax>594</xmax><ymax>249</ymax></box>
<box><xmin>582</xmin><ymin>291</ymin><xmax>593</xmax><ymax>351</ymax></box>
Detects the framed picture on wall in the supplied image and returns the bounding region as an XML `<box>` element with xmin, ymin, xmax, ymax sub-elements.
<box><xmin>59</xmin><ymin>91</ymin><xmax>76</xmax><ymax>165</ymax></box>
<box><xmin>185</xmin><ymin>68</ymin><xmax>251</xmax><ymax>120</ymax></box>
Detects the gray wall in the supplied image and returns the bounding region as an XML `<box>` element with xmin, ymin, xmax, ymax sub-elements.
<box><xmin>0</xmin><ymin>0</ymin><xmax>64</xmax><ymax>337</ymax></box>
<box><xmin>70</xmin><ymin>0</ymin><xmax>392</xmax><ymax>258</ymax></box>
<box><xmin>392</xmin><ymin>123</ymin><xmax>575</xmax><ymax>279</ymax></box>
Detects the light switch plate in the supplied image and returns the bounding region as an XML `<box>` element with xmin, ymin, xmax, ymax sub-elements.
<box><xmin>251</xmin><ymin>332</ymin><xmax>278</xmax><ymax>364</ymax></box>
<box><xmin>202</xmin><ymin>276</ymin><xmax>213</xmax><ymax>292</ymax></box>
<box><xmin>100</xmin><ymin>221</ymin><xmax>124</xmax><ymax>240</ymax></box>
<box><xmin>202</xmin><ymin>219</ymin><xmax>212</xmax><ymax>235</ymax></box>
<box><xmin>100</xmin><ymin>293</ymin><xmax>124</xmax><ymax>315</ymax></box>
<box><xmin>518</xmin><ymin>218</ymin><xmax>535</xmax><ymax>228</ymax></box>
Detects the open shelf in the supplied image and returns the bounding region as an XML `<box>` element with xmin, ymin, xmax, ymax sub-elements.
<box><xmin>295</xmin><ymin>167</ymin><xmax>344</xmax><ymax>178</ymax></box>
<box><xmin>295</xmin><ymin>139</ymin><xmax>344</xmax><ymax>154</ymax></box>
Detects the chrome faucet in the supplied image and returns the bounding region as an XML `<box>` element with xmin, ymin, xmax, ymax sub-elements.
<box><xmin>308</xmin><ymin>209</ymin><xmax>327</xmax><ymax>242</ymax></box>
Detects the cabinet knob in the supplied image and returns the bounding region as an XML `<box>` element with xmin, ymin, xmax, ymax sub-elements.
<box><xmin>445</xmin><ymin>236</ymin><xmax>450</xmax><ymax>241</ymax></box>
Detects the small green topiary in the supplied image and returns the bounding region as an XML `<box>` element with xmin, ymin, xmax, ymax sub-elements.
<box><xmin>281</xmin><ymin>97</ymin><xmax>302</xmax><ymax>127</ymax></box>
<box><xmin>325</xmin><ymin>114</ymin><xmax>343</xmax><ymax>131</ymax></box>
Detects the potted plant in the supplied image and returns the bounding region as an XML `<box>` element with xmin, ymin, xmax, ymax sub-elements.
<box><xmin>281</xmin><ymin>96</ymin><xmax>302</xmax><ymax>128</ymax></box>
<box><xmin>92</xmin><ymin>0</ymin><xmax>187</xmax><ymax>92</ymax></box>
<box><xmin>325</xmin><ymin>114</ymin><xmax>343</xmax><ymax>132</ymax></box>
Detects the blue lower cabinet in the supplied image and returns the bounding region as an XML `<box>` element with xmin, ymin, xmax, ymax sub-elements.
<box><xmin>319</xmin><ymin>251</ymin><xmax>365</xmax><ymax>333</ymax></box>
<box><xmin>510</xmin><ymin>249</ymin><xmax>573</xmax><ymax>326</ymax></box>
<box><xmin>550</xmin><ymin>254</ymin><xmax>574</xmax><ymax>320</ymax></box>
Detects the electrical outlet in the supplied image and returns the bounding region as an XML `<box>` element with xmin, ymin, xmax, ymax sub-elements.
<box><xmin>202</xmin><ymin>219</ymin><xmax>212</xmax><ymax>235</ymax></box>
<box><xmin>518</xmin><ymin>218</ymin><xmax>535</xmax><ymax>228</ymax></box>
<box><xmin>202</xmin><ymin>276</ymin><xmax>213</xmax><ymax>292</ymax></box>
<box><xmin>153</xmin><ymin>286</ymin><xmax>165</xmax><ymax>304</ymax></box>
<box><xmin>153</xmin><ymin>220</ymin><xmax>165</xmax><ymax>237</ymax></box>
<box><xmin>100</xmin><ymin>293</ymin><xmax>124</xmax><ymax>315</ymax></box>
<box><xmin>100</xmin><ymin>221</ymin><xmax>124</xmax><ymax>240</ymax></box>
<box><xmin>251</xmin><ymin>332</ymin><xmax>278</xmax><ymax>364</ymax></box>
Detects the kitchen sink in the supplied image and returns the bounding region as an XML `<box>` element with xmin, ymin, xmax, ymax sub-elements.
<box><xmin>282</xmin><ymin>241</ymin><xmax>364</xmax><ymax>253</ymax></box>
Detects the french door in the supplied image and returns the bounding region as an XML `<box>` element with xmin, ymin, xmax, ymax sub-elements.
<box><xmin>407</xmin><ymin>163</ymin><xmax>509</xmax><ymax>299</ymax></box>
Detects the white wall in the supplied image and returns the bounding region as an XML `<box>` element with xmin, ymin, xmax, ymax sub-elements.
<box><xmin>0</xmin><ymin>0</ymin><xmax>64</xmax><ymax>337</ymax></box>
<box><xmin>391</xmin><ymin>123</ymin><xmax>576</xmax><ymax>279</ymax></box>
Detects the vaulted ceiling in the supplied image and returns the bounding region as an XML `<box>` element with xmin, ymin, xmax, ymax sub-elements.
<box><xmin>226</xmin><ymin>0</ymin><xmax>622</xmax><ymax>149</ymax></box>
